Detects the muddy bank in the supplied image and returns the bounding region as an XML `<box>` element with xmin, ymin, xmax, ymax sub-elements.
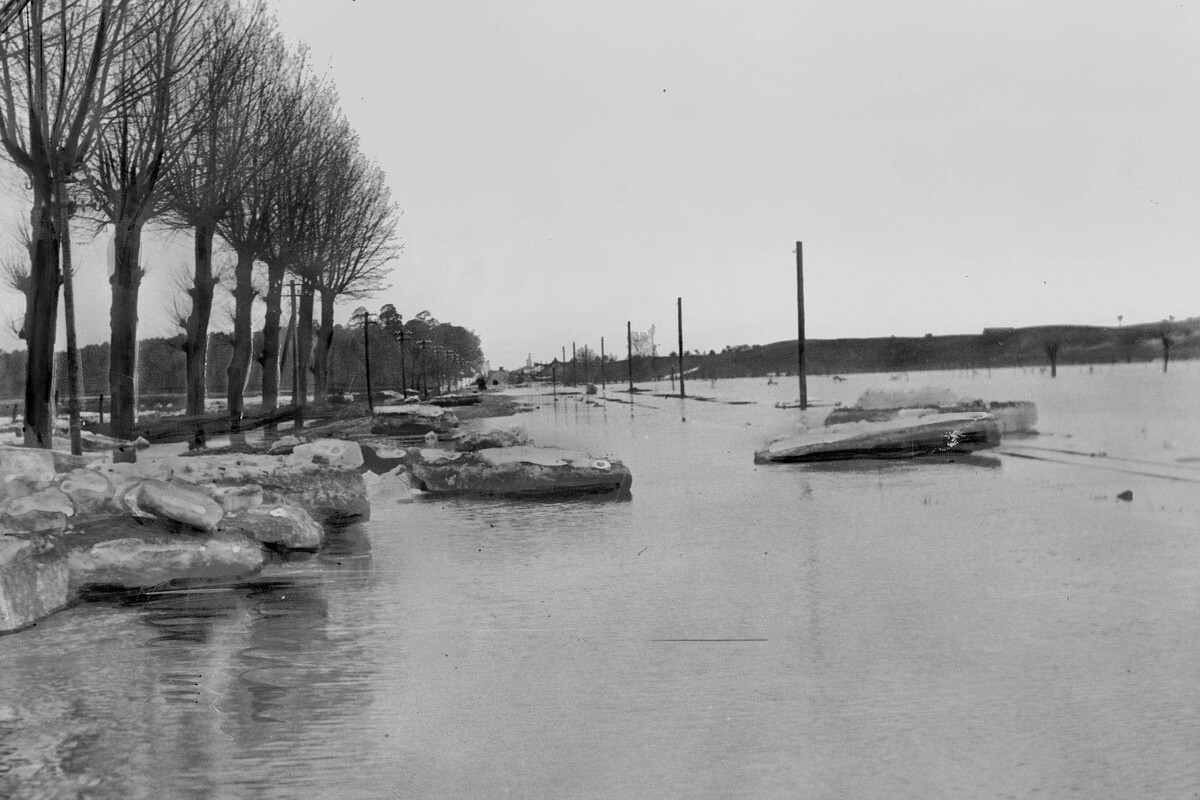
<box><xmin>92</xmin><ymin>392</ymin><xmax>529</xmax><ymax>451</ymax></box>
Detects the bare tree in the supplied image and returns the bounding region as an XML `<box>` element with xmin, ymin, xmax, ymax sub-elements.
<box><xmin>162</xmin><ymin>0</ymin><xmax>270</xmax><ymax>417</ymax></box>
<box><xmin>0</xmin><ymin>0</ymin><xmax>140</xmax><ymax>449</ymax></box>
<box><xmin>215</xmin><ymin>36</ymin><xmax>309</xmax><ymax>421</ymax></box>
<box><xmin>0</xmin><ymin>227</ymin><xmax>32</xmax><ymax>338</ymax></box>
<box><xmin>83</xmin><ymin>0</ymin><xmax>205</xmax><ymax>451</ymax></box>
<box><xmin>1045</xmin><ymin>341</ymin><xmax>1060</xmax><ymax>378</ymax></box>
<box><xmin>1</xmin><ymin>246</ymin><xmax>30</xmax><ymax>340</ymax></box>
<box><xmin>257</xmin><ymin>75</ymin><xmax>343</xmax><ymax>415</ymax></box>
<box><xmin>311</xmin><ymin>153</ymin><xmax>398</xmax><ymax>408</ymax></box>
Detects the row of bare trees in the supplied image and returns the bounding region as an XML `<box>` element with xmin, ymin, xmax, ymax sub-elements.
<box><xmin>0</xmin><ymin>0</ymin><xmax>399</xmax><ymax>455</ymax></box>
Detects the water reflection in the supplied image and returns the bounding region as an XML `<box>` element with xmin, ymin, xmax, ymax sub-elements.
<box><xmin>235</xmin><ymin>579</ymin><xmax>332</xmax><ymax>724</ymax></box>
<box><xmin>5</xmin><ymin>371</ymin><xmax>1200</xmax><ymax>798</ymax></box>
<box><xmin>0</xmin><ymin>516</ymin><xmax>387</xmax><ymax>797</ymax></box>
<box><xmin>318</xmin><ymin>521</ymin><xmax>374</xmax><ymax>564</ymax></box>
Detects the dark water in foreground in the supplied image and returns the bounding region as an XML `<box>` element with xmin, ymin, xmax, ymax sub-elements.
<box><xmin>3</xmin><ymin>366</ymin><xmax>1200</xmax><ymax>799</ymax></box>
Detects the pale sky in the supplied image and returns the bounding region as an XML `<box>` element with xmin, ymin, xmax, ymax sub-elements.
<box><xmin>2</xmin><ymin>1</ymin><xmax>1199</xmax><ymax>370</ymax></box>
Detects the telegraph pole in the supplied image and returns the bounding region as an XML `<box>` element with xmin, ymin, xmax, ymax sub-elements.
<box><xmin>420</xmin><ymin>340</ymin><xmax>429</xmax><ymax>399</ymax></box>
<box><xmin>677</xmin><ymin>297</ymin><xmax>685</xmax><ymax>398</ymax></box>
<box><xmin>362</xmin><ymin>310</ymin><xmax>374</xmax><ymax>412</ymax></box>
<box><xmin>796</xmin><ymin>241</ymin><xmax>808</xmax><ymax>410</ymax></box>
<box><xmin>393</xmin><ymin>318</ymin><xmax>407</xmax><ymax>396</ymax></box>
<box><xmin>627</xmin><ymin>321</ymin><xmax>634</xmax><ymax>392</ymax></box>
<box><xmin>289</xmin><ymin>281</ymin><xmax>302</xmax><ymax>429</ymax></box>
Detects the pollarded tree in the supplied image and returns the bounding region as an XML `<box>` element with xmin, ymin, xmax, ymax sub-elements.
<box><xmin>162</xmin><ymin>0</ymin><xmax>272</xmax><ymax>417</ymax></box>
<box><xmin>83</xmin><ymin>0</ymin><xmax>206</xmax><ymax>449</ymax></box>
<box><xmin>311</xmin><ymin>152</ymin><xmax>398</xmax><ymax>409</ymax></box>
<box><xmin>256</xmin><ymin>76</ymin><xmax>344</xmax><ymax>413</ymax></box>
<box><xmin>214</xmin><ymin>28</ymin><xmax>299</xmax><ymax>423</ymax></box>
<box><xmin>0</xmin><ymin>0</ymin><xmax>143</xmax><ymax>448</ymax></box>
<box><xmin>0</xmin><ymin>228</ymin><xmax>32</xmax><ymax>340</ymax></box>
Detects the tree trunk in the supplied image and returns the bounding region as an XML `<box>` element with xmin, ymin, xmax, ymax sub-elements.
<box><xmin>108</xmin><ymin>219</ymin><xmax>144</xmax><ymax>459</ymax></box>
<box><xmin>296</xmin><ymin>281</ymin><xmax>314</xmax><ymax>413</ymax></box>
<box><xmin>1046</xmin><ymin>343</ymin><xmax>1059</xmax><ymax>378</ymax></box>
<box><xmin>259</xmin><ymin>260</ymin><xmax>284</xmax><ymax>410</ymax></box>
<box><xmin>226</xmin><ymin>247</ymin><xmax>255</xmax><ymax>427</ymax></box>
<box><xmin>24</xmin><ymin>196</ymin><xmax>60</xmax><ymax>449</ymax></box>
<box><xmin>184</xmin><ymin>222</ymin><xmax>216</xmax><ymax>417</ymax></box>
<box><xmin>312</xmin><ymin>289</ymin><xmax>335</xmax><ymax>410</ymax></box>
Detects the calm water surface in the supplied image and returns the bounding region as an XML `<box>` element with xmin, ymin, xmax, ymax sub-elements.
<box><xmin>3</xmin><ymin>364</ymin><xmax>1200</xmax><ymax>799</ymax></box>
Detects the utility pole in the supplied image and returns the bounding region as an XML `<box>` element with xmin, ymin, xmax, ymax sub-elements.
<box><xmin>289</xmin><ymin>280</ymin><xmax>302</xmax><ymax>429</ymax></box>
<box><xmin>393</xmin><ymin>318</ymin><xmax>407</xmax><ymax>396</ymax></box>
<box><xmin>796</xmin><ymin>241</ymin><xmax>808</xmax><ymax>410</ymax></box>
<box><xmin>362</xmin><ymin>310</ymin><xmax>374</xmax><ymax>412</ymax></box>
<box><xmin>677</xmin><ymin>297</ymin><xmax>685</xmax><ymax>398</ymax></box>
<box><xmin>420</xmin><ymin>339</ymin><xmax>429</xmax><ymax>399</ymax></box>
<box><xmin>600</xmin><ymin>336</ymin><xmax>606</xmax><ymax>391</ymax></box>
<box><xmin>627</xmin><ymin>321</ymin><xmax>634</xmax><ymax>392</ymax></box>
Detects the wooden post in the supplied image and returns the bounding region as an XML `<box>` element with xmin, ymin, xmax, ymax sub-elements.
<box><xmin>289</xmin><ymin>280</ymin><xmax>302</xmax><ymax>429</ymax></box>
<box><xmin>627</xmin><ymin>321</ymin><xmax>634</xmax><ymax>392</ymax></box>
<box><xmin>572</xmin><ymin>340</ymin><xmax>577</xmax><ymax>386</ymax></box>
<box><xmin>677</xmin><ymin>297</ymin><xmax>685</xmax><ymax>398</ymax></box>
<box><xmin>396</xmin><ymin>322</ymin><xmax>407</xmax><ymax>396</ymax></box>
<box><xmin>420</xmin><ymin>340</ymin><xmax>428</xmax><ymax>398</ymax></box>
<box><xmin>796</xmin><ymin>242</ymin><xmax>808</xmax><ymax>410</ymax></box>
<box><xmin>98</xmin><ymin>394</ymin><xmax>104</xmax><ymax>427</ymax></box>
<box><xmin>363</xmin><ymin>311</ymin><xmax>374</xmax><ymax>412</ymax></box>
<box><xmin>600</xmin><ymin>336</ymin><xmax>606</xmax><ymax>390</ymax></box>
<box><xmin>552</xmin><ymin>362</ymin><xmax>557</xmax><ymax>399</ymax></box>
<box><xmin>58</xmin><ymin>190</ymin><xmax>82</xmax><ymax>457</ymax></box>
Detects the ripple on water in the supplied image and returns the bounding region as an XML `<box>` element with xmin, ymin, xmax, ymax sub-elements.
<box><xmin>3</xmin><ymin>371</ymin><xmax>1200</xmax><ymax>797</ymax></box>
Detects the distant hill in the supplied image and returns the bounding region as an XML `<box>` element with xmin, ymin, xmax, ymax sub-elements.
<box><xmin>546</xmin><ymin>317</ymin><xmax>1199</xmax><ymax>384</ymax></box>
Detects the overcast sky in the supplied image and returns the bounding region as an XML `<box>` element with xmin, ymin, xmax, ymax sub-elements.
<box><xmin>3</xmin><ymin>0</ymin><xmax>1199</xmax><ymax>371</ymax></box>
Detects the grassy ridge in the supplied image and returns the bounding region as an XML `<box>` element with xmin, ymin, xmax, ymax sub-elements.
<box><xmin>558</xmin><ymin>318</ymin><xmax>1199</xmax><ymax>384</ymax></box>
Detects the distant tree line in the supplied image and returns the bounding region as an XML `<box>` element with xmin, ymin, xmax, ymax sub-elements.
<box><xmin>0</xmin><ymin>303</ymin><xmax>485</xmax><ymax>406</ymax></box>
<box><xmin>526</xmin><ymin>319</ymin><xmax>1199</xmax><ymax>385</ymax></box>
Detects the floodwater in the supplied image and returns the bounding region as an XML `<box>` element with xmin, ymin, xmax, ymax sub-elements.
<box><xmin>3</xmin><ymin>363</ymin><xmax>1200</xmax><ymax>799</ymax></box>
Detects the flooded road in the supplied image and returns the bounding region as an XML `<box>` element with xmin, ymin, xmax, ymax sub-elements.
<box><xmin>3</xmin><ymin>364</ymin><xmax>1200</xmax><ymax>799</ymax></box>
